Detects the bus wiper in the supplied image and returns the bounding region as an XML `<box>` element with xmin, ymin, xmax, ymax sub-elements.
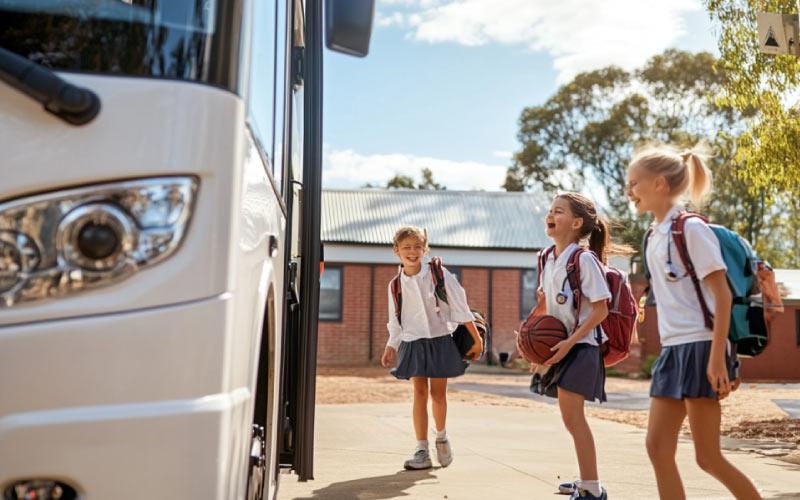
<box><xmin>0</xmin><ymin>46</ymin><xmax>100</xmax><ymax>125</ymax></box>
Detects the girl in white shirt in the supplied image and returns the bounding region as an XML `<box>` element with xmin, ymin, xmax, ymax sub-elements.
<box><xmin>627</xmin><ymin>144</ymin><xmax>761</xmax><ymax>500</ymax></box>
<box><xmin>381</xmin><ymin>226</ymin><xmax>482</xmax><ymax>471</ymax></box>
<box><xmin>535</xmin><ymin>192</ymin><xmax>625</xmax><ymax>500</ymax></box>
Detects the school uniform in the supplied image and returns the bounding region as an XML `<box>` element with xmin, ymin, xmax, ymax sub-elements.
<box><xmin>538</xmin><ymin>243</ymin><xmax>611</xmax><ymax>402</ymax></box>
<box><xmin>387</xmin><ymin>262</ymin><xmax>474</xmax><ymax>380</ymax></box>
<box><xmin>646</xmin><ymin>206</ymin><xmax>739</xmax><ymax>399</ymax></box>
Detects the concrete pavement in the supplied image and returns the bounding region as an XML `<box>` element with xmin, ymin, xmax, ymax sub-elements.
<box><xmin>278</xmin><ymin>402</ymin><xmax>800</xmax><ymax>500</ymax></box>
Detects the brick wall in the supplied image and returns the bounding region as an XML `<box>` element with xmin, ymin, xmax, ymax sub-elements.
<box><xmin>318</xmin><ymin>263</ymin><xmax>525</xmax><ymax>365</ymax></box>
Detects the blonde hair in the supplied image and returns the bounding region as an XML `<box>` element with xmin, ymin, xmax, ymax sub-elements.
<box><xmin>393</xmin><ymin>226</ymin><xmax>430</xmax><ymax>253</ymax></box>
<box><xmin>629</xmin><ymin>141</ymin><xmax>713</xmax><ymax>210</ymax></box>
<box><xmin>555</xmin><ymin>192</ymin><xmax>633</xmax><ymax>265</ymax></box>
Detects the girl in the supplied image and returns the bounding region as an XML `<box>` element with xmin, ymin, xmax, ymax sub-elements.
<box><xmin>537</xmin><ymin>192</ymin><xmax>624</xmax><ymax>500</ymax></box>
<box><xmin>626</xmin><ymin>144</ymin><xmax>761</xmax><ymax>500</ymax></box>
<box><xmin>381</xmin><ymin>226</ymin><xmax>482</xmax><ymax>470</ymax></box>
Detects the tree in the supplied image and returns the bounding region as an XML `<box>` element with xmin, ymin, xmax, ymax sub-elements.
<box><xmin>704</xmin><ymin>0</ymin><xmax>800</xmax><ymax>195</ymax></box>
<box><xmin>506</xmin><ymin>49</ymin><xmax>771</xmax><ymax>256</ymax></box>
<box><xmin>365</xmin><ymin>168</ymin><xmax>446</xmax><ymax>190</ymax></box>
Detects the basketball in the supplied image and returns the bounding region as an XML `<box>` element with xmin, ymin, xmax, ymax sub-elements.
<box><xmin>517</xmin><ymin>314</ymin><xmax>569</xmax><ymax>364</ymax></box>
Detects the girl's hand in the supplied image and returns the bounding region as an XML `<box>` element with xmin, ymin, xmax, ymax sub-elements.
<box><xmin>707</xmin><ymin>354</ymin><xmax>731</xmax><ymax>399</ymax></box>
<box><xmin>381</xmin><ymin>346</ymin><xmax>397</xmax><ymax>368</ymax></box>
<box><xmin>465</xmin><ymin>341</ymin><xmax>482</xmax><ymax>361</ymax></box>
<box><xmin>544</xmin><ymin>339</ymin><xmax>573</xmax><ymax>366</ymax></box>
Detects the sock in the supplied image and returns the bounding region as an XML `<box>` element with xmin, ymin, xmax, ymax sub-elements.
<box><xmin>578</xmin><ymin>480</ymin><xmax>602</xmax><ymax>497</ymax></box>
<box><xmin>416</xmin><ymin>439</ymin><xmax>429</xmax><ymax>451</ymax></box>
<box><xmin>435</xmin><ymin>428</ymin><xmax>446</xmax><ymax>439</ymax></box>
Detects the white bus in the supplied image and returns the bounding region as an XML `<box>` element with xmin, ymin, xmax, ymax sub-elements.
<box><xmin>0</xmin><ymin>1</ymin><xmax>374</xmax><ymax>499</ymax></box>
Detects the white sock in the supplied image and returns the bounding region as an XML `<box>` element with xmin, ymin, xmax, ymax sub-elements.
<box><xmin>416</xmin><ymin>439</ymin><xmax>428</xmax><ymax>451</ymax></box>
<box><xmin>435</xmin><ymin>428</ymin><xmax>447</xmax><ymax>439</ymax></box>
<box><xmin>578</xmin><ymin>480</ymin><xmax>602</xmax><ymax>497</ymax></box>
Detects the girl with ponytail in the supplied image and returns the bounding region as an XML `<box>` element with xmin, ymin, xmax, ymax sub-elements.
<box><xmin>627</xmin><ymin>143</ymin><xmax>762</xmax><ymax>500</ymax></box>
<box><xmin>530</xmin><ymin>192</ymin><xmax>629</xmax><ymax>499</ymax></box>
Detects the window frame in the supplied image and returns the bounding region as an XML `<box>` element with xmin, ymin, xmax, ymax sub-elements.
<box><xmin>319</xmin><ymin>264</ymin><xmax>344</xmax><ymax>322</ymax></box>
<box><xmin>519</xmin><ymin>267</ymin><xmax>539</xmax><ymax>320</ymax></box>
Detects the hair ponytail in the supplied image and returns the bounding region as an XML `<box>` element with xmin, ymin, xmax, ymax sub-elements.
<box><xmin>556</xmin><ymin>193</ymin><xmax>633</xmax><ymax>265</ymax></box>
<box><xmin>681</xmin><ymin>148</ymin><xmax>712</xmax><ymax>210</ymax></box>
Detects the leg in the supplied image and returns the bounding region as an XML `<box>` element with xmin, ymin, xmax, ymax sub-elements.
<box><xmin>685</xmin><ymin>398</ymin><xmax>762</xmax><ymax>500</ymax></box>
<box><xmin>646</xmin><ymin>397</ymin><xmax>687</xmax><ymax>500</ymax></box>
<box><xmin>557</xmin><ymin>387</ymin><xmax>598</xmax><ymax>481</ymax></box>
<box><xmin>429</xmin><ymin>378</ymin><xmax>448</xmax><ymax>432</ymax></box>
<box><xmin>411</xmin><ymin>377</ymin><xmax>429</xmax><ymax>441</ymax></box>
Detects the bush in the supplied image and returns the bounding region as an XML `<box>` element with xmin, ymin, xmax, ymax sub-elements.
<box><xmin>640</xmin><ymin>354</ymin><xmax>659</xmax><ymax>379</ymax></box>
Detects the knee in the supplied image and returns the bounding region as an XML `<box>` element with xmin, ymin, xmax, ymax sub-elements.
<box><xmin>646</xmin><ymin>434</ymin><xmax>673</xmax><ymax>464</ymax></box>
<box><xmin>560</xmin><ymin>411</ymin><xmax>586</xmax><ymax>434</ymax></box>
<box><xmin>413</xmin><ymin>384</ymin><xmax>429</xmax><ymax>401</ymax></box>
<box><xmin>695</xmin><ymin>450</ymin><xmax>725</xmax><ymax>474</ymax></box>
<box><xmin>429</xmin><ymin>386</ymin><xmax>447</xmax><ymax>403</ymax></box>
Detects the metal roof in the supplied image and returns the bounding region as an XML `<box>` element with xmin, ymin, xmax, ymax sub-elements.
<box><xmin>321</xmin><ymin>189</ymin><xmax>553</xmax><ymax>250</ymax></box>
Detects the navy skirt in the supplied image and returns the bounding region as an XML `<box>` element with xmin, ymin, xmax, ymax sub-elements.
<box><xmin>650</xmin><ymin>340</ymin><xmax>739</xmax><ymax>400</ymax></box>
<box><xmin>391</xmin><ymin>335</ymin><xmax>469</xmax><ymax>380</ymax></box>
<box><xmin>534</xmin><ymin>344</ymin><xmax>607</xmax><ymax>403</ymax></box>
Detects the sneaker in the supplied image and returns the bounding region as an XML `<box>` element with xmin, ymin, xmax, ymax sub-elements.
<box><xmin>435</xmin><ymin>437</ymin><xmax>453</xmax><ymax>467</ymax></box>
<box><xmin>570</xmin><ymin>487</ymin><xmax>607</xmax><ymax>499</ymax></box>
<box><xmin>558</xmin><ymin>481</ymin><xmax>577</xmax><ymax>494</ymax></box>
<box><xmin>403</xmin><ymin>448</ymin><xmax>432</xmax><ymax>470</ymax></box>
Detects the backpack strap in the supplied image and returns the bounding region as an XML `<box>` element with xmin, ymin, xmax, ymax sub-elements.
<box><xmin>565</xmin><ymin>247</ymin><xmax>603</xmax><ymax>344</ymax></box>
<box><xmin>429</xmin><ymin>256</ymin><xmax>449</xmax><ymax>308</ymax></box>
<box><xmin>390</xmin><ymin>266</ymin><xmax>403</xmax><ymax>326</ymax></box>
<box><xmin>642</xmin><ymin>227</ymin><xmax>654</xmax><ymax>287</ymax></box>
<box><xmin>537</xmin><ymin>245</ymin><xmax>555</xmax><ymax>289</ymax></box>
<box><xmin>671</xmin><ymin>213</ymin><xmax>714</xmax><ymax>330</ymax></box>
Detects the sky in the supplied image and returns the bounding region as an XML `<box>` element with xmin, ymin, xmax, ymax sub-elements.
<box><xmin>322</xmin><ymin>0</ymin><xmax>720</xmax><ymax>192</ymax></box>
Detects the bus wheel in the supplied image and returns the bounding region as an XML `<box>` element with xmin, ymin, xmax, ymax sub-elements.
<box><xmin>247</xmin><ymin>424</ymin><xmax>267</xmax><ymax>500</ymax></box>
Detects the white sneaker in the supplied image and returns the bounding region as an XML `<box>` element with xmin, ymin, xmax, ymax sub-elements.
<box><xmin>435</xmin><ymin>437</ymin><xmax>453</xmax><ymax>467</ymax></box>
<box><xmin>403</xmin><ymin>448</ymin><xmax>432</xmax><ymax>470</ymax></box>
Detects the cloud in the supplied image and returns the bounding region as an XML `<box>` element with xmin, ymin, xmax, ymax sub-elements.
<box><xmin>493</xmin><ymin>150</ymin><xmax>513</xmax><ymax>160</ymax></box>
<box><xmin>379</xmin><ymin>0</ymin><xmax>702</xmax><ymax>82</ymax></box>
<box><xmin>323</xmin><ymin>147</ymin><xmax>508</xmax><ymax>191</ymax></box>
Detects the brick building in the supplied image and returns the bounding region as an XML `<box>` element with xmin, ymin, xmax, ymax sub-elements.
<box><xmin>316</xmin><ymin>188</ymin><xmax>633</xmax><ymax>366</ymax></box>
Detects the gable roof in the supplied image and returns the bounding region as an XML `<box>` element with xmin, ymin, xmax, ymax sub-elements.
<box><xmin>321</xmin><ymin>189</ymin><xmax>552</xmax><ymax>250</ymax></box>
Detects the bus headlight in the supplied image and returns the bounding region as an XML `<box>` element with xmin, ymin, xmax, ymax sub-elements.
<box><xmin>0</xmin><ymin>177</ymin><xmax>198</xmax><ymax>308</ymax></box>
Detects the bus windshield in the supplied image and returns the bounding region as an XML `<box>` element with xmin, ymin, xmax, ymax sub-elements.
<box><xmin>0</xmin><ymin>0</ymin><xmax>241</xmax><ymax>91</ymax></box>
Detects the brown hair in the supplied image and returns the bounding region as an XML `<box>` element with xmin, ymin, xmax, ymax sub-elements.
<box><xmin>629</xmin><ymin>141</ymin><xmax>713</xmax><ymax>209</ymax></box>
<box><xmin>393</xmin><ymin>226</ymin><xmax>430</xmax><ymax>254</ymax></box>
<box><xmin>555</xmin><ymin>192</ymin><xmax>633</xmax><ymax>264</ymax></box>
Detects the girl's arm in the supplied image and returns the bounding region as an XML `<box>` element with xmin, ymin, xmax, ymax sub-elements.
<box><xmin>703</xmin><ymin>269</ymin><xmax>733</xmax><ymax>399</ymax></box>
<box><xmin>463</xmin><ymin>320</ymin><xmax>483</xmax><ymax>360</ymax></box>
<box><xmin>544</xmin><ymin>299</ymin><xmax>608</xmax><ymax>366</ymax></box>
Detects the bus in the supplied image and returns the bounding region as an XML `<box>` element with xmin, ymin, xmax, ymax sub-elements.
<box><xmin>0</xmin><ymin>1</ymin><xmax>374</xmax><ymax>499</ymax></box>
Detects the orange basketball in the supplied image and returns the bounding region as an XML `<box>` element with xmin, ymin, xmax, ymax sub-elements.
<box><xmin>517</xmin><ymin>315</ymin><xmax>568</xmax><ymax>364</ymax></box>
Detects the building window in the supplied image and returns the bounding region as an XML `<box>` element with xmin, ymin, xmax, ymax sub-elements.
<box><xmin>448</xmin><ymin>267</ymin><xmax>462</xmax><ymax>283</ymax></box>
<box><xmin>520</xmin><ymin>268</ymin><xmax>538</xmax><ymax>319</ymax></box>
<box><xmin>319</xmin><ymin>266</ymin><xmax>343</xmax><ymax>322</ymax></box>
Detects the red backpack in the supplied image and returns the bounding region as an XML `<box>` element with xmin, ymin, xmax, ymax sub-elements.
<box><xmin>538</xmin><ymin>246</ymin><xmax>638</xmax><ymax>367</ymax></box>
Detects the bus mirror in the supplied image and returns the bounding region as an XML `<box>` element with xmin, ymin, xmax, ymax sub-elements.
<box><xmin>325</xmin><ymin>0</ymin><xmax>375</xmax><ymax>57</ymax></box>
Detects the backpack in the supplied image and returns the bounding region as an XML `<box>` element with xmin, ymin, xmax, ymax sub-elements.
<box><xmin>643</xmin><ymin>212</ymin><xmax>781</xmax><ymax>357</ymax></box>
<box><xmin>390</xmin><ymin>257</ymin><xmax>488</xmax><ymax>360</ymax></box>
<box><xmin>538</xmin><ymin>246</ymin><xmax>638</xmax><ymax>367</ymax></box>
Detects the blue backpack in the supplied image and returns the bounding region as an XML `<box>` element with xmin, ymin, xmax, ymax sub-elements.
<box><xmin>643</xmin><ymin>212</ymin><xmax>769</xmax><ymax>357</ymax></box>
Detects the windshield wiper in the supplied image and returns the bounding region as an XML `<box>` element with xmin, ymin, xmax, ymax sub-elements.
<box><xmin>0</xmin><ymin>46</ymin><xmax>100</xmax><ymax>125</ymax></box>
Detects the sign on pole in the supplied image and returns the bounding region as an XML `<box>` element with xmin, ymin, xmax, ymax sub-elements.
<box><xmin>758</xmin><ymin>11</ymin><xmax>800</xmax><ymax>56</ymax></box>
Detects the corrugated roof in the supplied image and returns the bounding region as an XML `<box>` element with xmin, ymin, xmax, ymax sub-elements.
<box><xmin>321</xmin><ymin>189</ymin><xmax>552</xmax><ymax>250</ymax></box>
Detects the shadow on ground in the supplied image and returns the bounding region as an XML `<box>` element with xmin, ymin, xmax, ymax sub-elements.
<box><xmin>289</xmin><ymin>469</ymin><xmax>439</xmax><ymax>499</ymax></box>
<box><xmin>765</xmin><ymin>493</ymin><xmax>800</xmax><ymax>500</ymax></box>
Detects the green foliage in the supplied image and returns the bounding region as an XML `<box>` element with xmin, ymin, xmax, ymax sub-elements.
<box><xmin>507</xmin><ymin>49</ymin><xmax>780</xmax><ymax>261</ymax></box>
<box><xmin>640</xmin><ymin>354</ymin><xmax>659</xmax><ymax>380</ymax></box>
<box><xmin>367</xmin><ymin>168</ymin><xmax>447</xmax><ymax>190</ymax></box>
<box><xmin>704</xmin><ymin>0</ymin><xmax>800</xmax><ymax>194</ymax></box>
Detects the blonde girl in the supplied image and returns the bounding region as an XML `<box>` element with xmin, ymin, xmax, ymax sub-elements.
<box><xmin>381</xmin><ymin>226</ymin><xmax>482</xmax><ymax>470</ymax></box>
<box><xmin>627</xmin><ymin>143</ymin><xmax>761</xmax><ymax>500</ymax></box>
<box><xmin>536</xmin><ymin>192</ymin><xmax>625</xmax><ymax>500</ymax></box>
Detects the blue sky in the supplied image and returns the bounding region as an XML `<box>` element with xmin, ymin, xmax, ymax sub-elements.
<box><xmin>322</xmin><ymin>0</ymin><xmax>719</xmax><ymax>191</ymax></box>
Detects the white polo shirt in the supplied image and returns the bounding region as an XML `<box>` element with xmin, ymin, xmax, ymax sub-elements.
<box><xmin>646</xmin><ymin>206</ymin><xmax>727</xmax><ymax>346</ymax></box>
<box><xmin>540</xmin><ymin>243</ymin><xmax>611</xmax><ymax>346</ymax></box>
<box><xmin>386</xmin><ymin>262</ymin><xmax>475</xmax><ymax>349</ymax></box>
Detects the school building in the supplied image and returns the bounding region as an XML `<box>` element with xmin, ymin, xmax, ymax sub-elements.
<box><xmin>317</xmin><ymin>188</ymin><xmax>800</xmax><ymax>381</ymax></box>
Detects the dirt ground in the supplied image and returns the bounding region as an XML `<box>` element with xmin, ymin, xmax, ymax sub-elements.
<box><xmin>315</xmin><ymin>365</ymin><xmax>800</xmax><ymax>450</ymax></box>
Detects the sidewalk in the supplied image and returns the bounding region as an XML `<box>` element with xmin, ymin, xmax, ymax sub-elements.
<box><xmin>278</xmin><ymin>402</ymin><xmax>800</xmax><ymax>500</ymax></box>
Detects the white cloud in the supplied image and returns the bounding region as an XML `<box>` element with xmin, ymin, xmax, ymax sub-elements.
<box><xmin>380</xmin><ymin>0</ymin><xmax>702</xmax><ymax>82</ymax></box>
<box><xmin>493</xmin><ymin>150</ymin><xmax>513</xmax><ymax>160</ymax></box>
<box><xmin>323</xmin><ymin>147</ymin><xmax>508</xmax><ymax>191</ymax></box>
<box><xmin>376</xmin><ymin>11</ymin><xmax>406</xmax><ymax>28</ymax></box>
